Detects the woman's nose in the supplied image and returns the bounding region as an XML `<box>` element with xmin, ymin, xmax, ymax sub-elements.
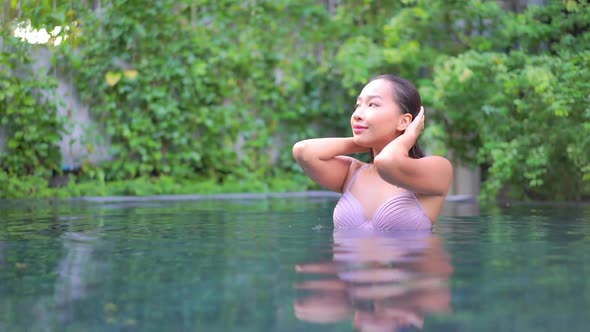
<box><xmin>352</xmin><ymin>107</ymin><xmax>364</xmax><ymax>120</ymax></box>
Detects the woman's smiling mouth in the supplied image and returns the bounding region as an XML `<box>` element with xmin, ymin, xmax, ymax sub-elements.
<box><xmin>353</xmin><ymin>124</ymin><xmax>368</xmax><ymax>134</ymax></box>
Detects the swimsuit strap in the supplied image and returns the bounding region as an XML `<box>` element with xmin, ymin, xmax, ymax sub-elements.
<box><xmin>345</xmin><ymin>164</ymin><xmax>371</xmax><ymax>192</ymax></box>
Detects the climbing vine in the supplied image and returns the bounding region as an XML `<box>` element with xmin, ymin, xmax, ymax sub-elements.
<box><xmin>0</xmin><ymin>28</ymin><xmax>64</xmax><ymax>178</ymax></box>
<box><xmin>1</xmin><ymin>0</ymin><xmax>588</xmax><ymax>200</ymax></box>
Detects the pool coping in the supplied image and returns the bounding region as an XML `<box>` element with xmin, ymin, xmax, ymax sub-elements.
<box><xmin>71</xmin><ymin>192</ymin><xmax>478</xmax><ymax>203</ymax></box>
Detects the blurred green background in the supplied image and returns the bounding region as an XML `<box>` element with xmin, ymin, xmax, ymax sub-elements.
<box><xmin>0</xmin><ymin>0</ymin><xmax>588</xmax><ymax>201</ymax></box>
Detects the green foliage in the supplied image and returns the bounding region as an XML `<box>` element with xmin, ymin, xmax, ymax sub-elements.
<box><xmin>422</xmin><ymin>2</ymin><xmax>590</xmax><ymax>201</ymax></box>
<box><xmin>1</xmin><ymin>0</ymin><xmax>588</xmax><ymax>201</ymax></box>
<box><xmin>0</xmin><ymin>170</ymin><xmax>313</xmax><ymax>199</ymax></box>
<box><xmin>53</xmin><ymin>0</ymin><xmax>359</xmax><ymax>182</ymax></box>
<box><xmin>0</xmin><ymin>34</ymin><xmax>64</xmax><ymax>177</ymax></box>
<box><xmin>381</xmin><ymin>0</ymin><xmax>506</xmax><ymax>84</ymax></box>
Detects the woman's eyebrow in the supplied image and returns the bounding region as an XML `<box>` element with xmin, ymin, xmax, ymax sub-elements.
<box><xmin>357</xmin><ymin>95</ymin><xmax>384</xmax><ymax>101</ymax></box>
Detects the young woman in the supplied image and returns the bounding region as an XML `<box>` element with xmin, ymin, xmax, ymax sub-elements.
<box><xmin>292</xmin><ymin>74</ymin><xmax>453</xmax><ymax>230</ymax></box>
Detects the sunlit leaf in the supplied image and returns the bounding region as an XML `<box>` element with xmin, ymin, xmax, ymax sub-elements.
<box><xmin>105</xmin><ymin>72</ymin><xmax>122</xmax><ymax>86</ymax></box>
<box><xmin>123</xmin><ymin>69</ymin><xmax>138</xmax><ymax>80</ymax></box>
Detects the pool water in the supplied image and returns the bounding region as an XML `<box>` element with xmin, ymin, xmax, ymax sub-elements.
<box><xmin>0</xmin><ymin>196</ymin><xmax>589</xmax><ymax>331</ymax></box>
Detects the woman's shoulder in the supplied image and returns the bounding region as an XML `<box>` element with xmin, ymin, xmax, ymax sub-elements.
<box><xmin>420</xmin><ymin>155</ymin><xmax>453</xmax><ymax>168</ymax></box>
<box><xmin>420</xmin><ymin>155</ymin><xmax>453</xmax><ymax>174</ymax></box>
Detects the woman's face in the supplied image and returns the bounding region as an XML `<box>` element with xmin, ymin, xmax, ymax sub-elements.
<box><xmin>351</xmin><ymin>79</ymin><xmax>403</xmax><ymax>149</ymax></box>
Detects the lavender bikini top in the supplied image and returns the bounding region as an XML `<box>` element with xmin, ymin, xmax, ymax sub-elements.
<box><xmin>333</xmin><ymin>165</ymin><xmax>432</xmax><ymax>231</ymax></box>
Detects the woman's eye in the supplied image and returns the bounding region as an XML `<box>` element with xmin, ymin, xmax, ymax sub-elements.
<box><xmin>369</xmin><ymin>102</ymin><xmax>379</xmax><ymax>107</ymax></box>
<box><xmin>354</xmin><ymin>104</ymin><xmax>360</xmax><ymax>109</ymax></box>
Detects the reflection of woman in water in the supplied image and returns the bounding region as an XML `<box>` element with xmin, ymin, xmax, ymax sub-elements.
<box><xmin>294</xmin><ymin>230</ymin><xmax>453</xmax><ymax>331</ymax></box>
<box><xmin>293</xmin><ymin>74</ymin><xmax>453</xmax><ymax>230</ymax></box>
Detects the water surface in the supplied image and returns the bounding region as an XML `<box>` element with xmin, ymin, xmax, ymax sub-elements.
<box><xmin>0</xmin><ymin>196</ymin><xmax>589</xmax><ymax>331</ymax></box>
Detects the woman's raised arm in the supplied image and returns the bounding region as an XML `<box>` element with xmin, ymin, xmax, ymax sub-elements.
<box><xmin>374</xmin><ymin>109</ymin><xmax>453</xmax><ymax>196</ymax></box>
<box><xmin>292</xmin><ymin>137</ymin><xmax>368</xmax><ymax>193</ymax></box>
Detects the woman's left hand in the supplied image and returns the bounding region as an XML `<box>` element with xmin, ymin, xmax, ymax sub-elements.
<box><xmin>404</xmin><ymin>106</ymin><xmax>425</xmax><ymax>139</ymax></box>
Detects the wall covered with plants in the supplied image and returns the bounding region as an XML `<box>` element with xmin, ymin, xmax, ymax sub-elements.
<box><xmin>0</xmin><ymin>0</ymin><xmax>588</xmax><ymax>201</ymax></box>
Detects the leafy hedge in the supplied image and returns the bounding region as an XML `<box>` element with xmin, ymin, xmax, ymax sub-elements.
<box><xmin>1</xmin><ymin>0</ymin><xmax>588</xmax><ymax>201</ymax></box>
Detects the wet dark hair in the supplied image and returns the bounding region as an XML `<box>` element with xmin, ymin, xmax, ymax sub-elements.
<box><xmin>369</xmin><ymin>74</ymin><xmax>425</xmax><ymax>159</ymax></box>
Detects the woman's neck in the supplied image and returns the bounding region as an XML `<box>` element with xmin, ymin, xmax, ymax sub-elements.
<box><xmin>372</xmin><ymin>134</ymin><xmax>402</xmax><ymax>157</ymax></box>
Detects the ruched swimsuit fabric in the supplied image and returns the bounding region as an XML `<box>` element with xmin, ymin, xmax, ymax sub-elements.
<box><xmin>333</xmin><ymin>165</ymin><xmax>432</xmax><ymax>231</ymax></box>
